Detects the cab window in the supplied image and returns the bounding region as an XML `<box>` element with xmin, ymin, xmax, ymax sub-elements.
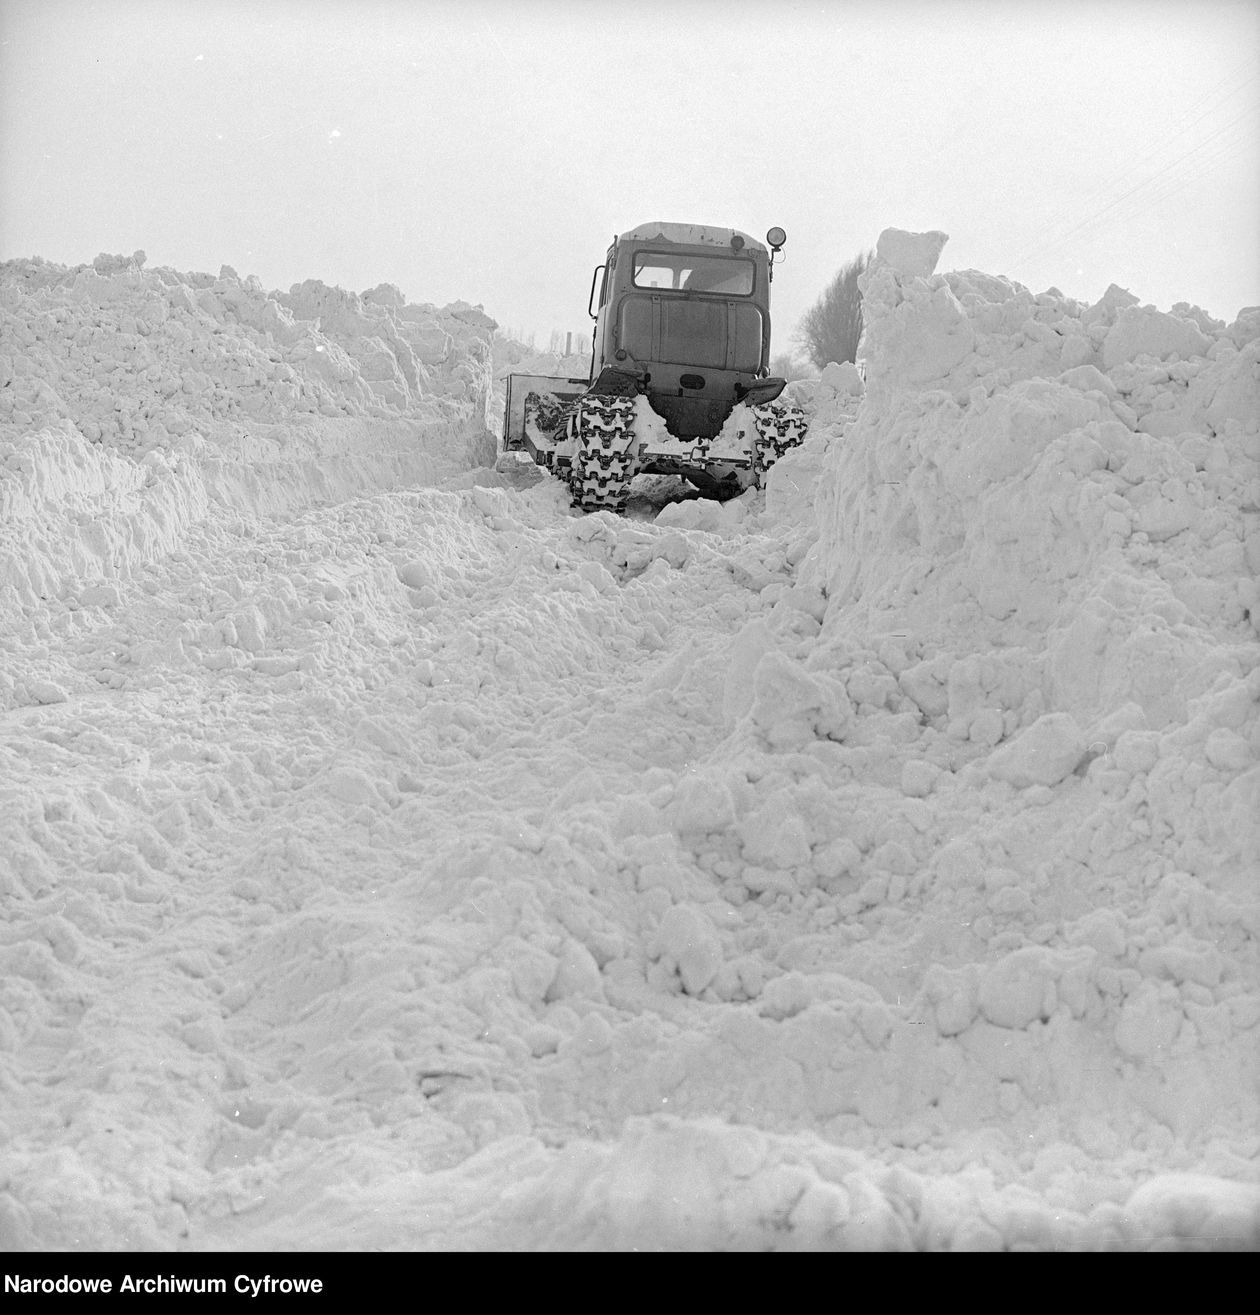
<box><xmin>632</xmin><ymin>251</ymin><xmax>753</xmax><ymax>295</ymax></box>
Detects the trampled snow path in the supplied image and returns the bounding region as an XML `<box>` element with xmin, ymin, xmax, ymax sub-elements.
<box><xmin>0</xmin><ymin>466</ymin><xmax>850</xmax><ymax>1246</ymax></box>
<box><xmin>0</xmin><ymin>461</ymin><xmax>826</xmax><ymax>1246</ymax></box>
<box><xmin>5</xmin><ymin>466</ymin><xmax>1255</xmax><ymax>1251</ymax></box>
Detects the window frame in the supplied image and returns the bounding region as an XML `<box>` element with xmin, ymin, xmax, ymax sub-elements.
<box><xmin>629</xmin><ymin>249</ymin><xmax>756</xmax><ymax>297</ymax></box>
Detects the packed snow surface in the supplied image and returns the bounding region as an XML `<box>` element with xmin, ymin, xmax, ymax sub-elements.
<box><xmin>1</xmin><ymin>235</ymin><xmax>1258</xmax><ymax>1251</ymax></box>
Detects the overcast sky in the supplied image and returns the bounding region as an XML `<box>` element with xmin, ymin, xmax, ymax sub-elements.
<box><xmin>2</xmin><ymin>0</ymin><xmax>1257</xmax><ymax>353</ymax></box>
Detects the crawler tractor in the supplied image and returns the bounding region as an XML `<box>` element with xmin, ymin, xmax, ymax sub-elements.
<box><xmin>502</xmin><ymin>222</ymin><xmax>808</xmax><ymax>512</ymax></box>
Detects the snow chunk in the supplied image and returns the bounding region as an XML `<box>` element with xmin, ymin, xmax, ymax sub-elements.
<box><xmin>546</xmin><ymin>939</ymin><xmax>604</xmax><ymax>1003</ymax></box>
<box><xmin>875</xmin><ymin>228</ymin><xmax>950</xmax><ymax>279</ymax></box>
<box><xmin>977</xmin><ymin>947</ymin><xmax>1057</xmax><ymax>1029</ymax></box>
<box><xmin>1101</xmin><ymin>305</ymin><xmax>1212</xmax><ymax>369</ymax></box>
<box><xmin>397</xmin><ymin>559</ymin><xmax>436</xmax><ymax>592</ymax></box>
<box><xmin>900</xmin><ymin>759</ymin><xmax>941</xmax><ymax>798</ymax></box>
<box><xmin>763</xmin><ymin>443</ymin><xmax>827</xmax><ymax>525</ymax></box>
<box><xmin>746</xmin><ymin>649</ymin><xmax>851</xmax><ymax>751</ymax></box>
<box><xmin>1114</xmin><ymin>980</ymin><xmax>1183</xmax><ymax>1060</ymax></box>
<box><xmin>736</xmin><ymin>798</ymin><xmax>813</xmax><ymax>871</ymax></box>
<box><xmin>79</xmin><ymin>583</ymin><xmax>121</xmax><ymax>608</ymax></box>
<box><xmin>670</xmin><ymin>771</ymin><xmax>736</xmax><ymax>835</ymax></box>
<box><xmin>923</xmin><ymin>964</ymin><xmax>980</xmax><ymax>1037</ymax></box>
<box><xmin>322</xmin><ymin>766</ymin><xmax>380</xmax><ymax>807</ymax></box>
<box><xmin>721</xmin><ymin>618</ymin><xmax>778</xmax><ymax>725</ymax></box>
<box><xmin>1083</xmin><ymin>283</ymin><xmax>1139</xmax><ymax>328</ymax></box>
<box><xmin>861</xmin><ymin>266</ymin><xmax>975</xmax><ymax>389</ymax></box>
<box><xmin>654</xmin><ymin>904</ymin><xmax>723</xmax><ymax>996</ymax></box>
<box><xmin>1057</xmin><ymin>363</ymin><xmax>1117</xmax><ymax>399</ymax></box>
<box><xmin>1225</xmin><ymin>305</ymin><xmax>1260</xmax><ymax>348</ymax></box>
<box><xmin>987</xmin><ymin>713</ymin><xmax>1087</xmax><ymax>788</ymax></box>
<box><xmin>818</xmin><ymin>361</ymin><xmax>864</xmax><ymax>396</ymax></box>
<box><xmin>1123</xmin><ymin>1174</ymin><xmax>1260</xmax><ymax>1250</ymax></box>
<box><xmin>27</xmin><ymin>679</ymin><xmax>69</xmax><ymax>705</ymax></box>
<box><xmin>1204</xmin><ymin>728</ymin><xmax>1252</xmax><ymax>773</ymax></box>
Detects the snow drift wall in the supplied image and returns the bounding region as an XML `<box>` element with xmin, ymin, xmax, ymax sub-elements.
<box><xmin>797</xmin><ymin>232</ymin><xmax>1259</xmax><ymax>875</ymax></box>
<box><xmin>0</xmin><ymin>253</ymin><xmax>498</xmax><ymax>607</ymax></box>
<box><xmin>809</xmin><ymin>231</ymin><xmax>1259</xmax><ymax>677</ymax></box>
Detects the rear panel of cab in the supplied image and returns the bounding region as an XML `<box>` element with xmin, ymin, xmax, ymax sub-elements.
<box><xmin>600</xmin><ymin>241</ymin><xmax>770</xmax><ymax>436</ymax></box>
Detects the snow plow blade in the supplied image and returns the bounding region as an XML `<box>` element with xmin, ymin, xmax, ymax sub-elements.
<box><xmin>502</xmin><ymin>372</ymin><xmax>590</xmax><ymax>468</ymax></box>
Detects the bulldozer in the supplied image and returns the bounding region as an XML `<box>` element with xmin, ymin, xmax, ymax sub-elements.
<box><xmin>501</xmin><ymin>221</ymin><xmax>808</xmax><ymax>512</ymax></box>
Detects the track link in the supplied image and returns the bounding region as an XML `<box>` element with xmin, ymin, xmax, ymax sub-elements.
<box><xmin>750</xmin><ymin>400</ymin><xmax>809</xmax><ymax>479</ymax></box>
<box><xmin>568</xmin><ymin>396</ymin><xmax>639</xmax><ymax>512</ymax></box>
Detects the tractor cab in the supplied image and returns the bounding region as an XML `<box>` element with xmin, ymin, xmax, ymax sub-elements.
<box><xmin>588</xmin><ymin>223</ymin><xmax>786</xmax><ymax>438</ymax></box>
<box><xmin>501</xmin><ymin>221</ymin><xmax>804</xmax><ymax>513</ymax></box>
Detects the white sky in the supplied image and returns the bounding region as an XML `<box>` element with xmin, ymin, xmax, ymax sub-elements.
<box><xmin>2</xmin><ymin>0</ymin><xmax>1257</xmax><ymax>352</ymax></box>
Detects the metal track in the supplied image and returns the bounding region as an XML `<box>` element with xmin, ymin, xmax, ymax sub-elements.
<box><xmin>750</xmin><ymin>400</ymin><xmax>809</xmax><ymax>479</ymax></box>
<box><xmin>567</xmin><ymin>396</ymin><xmax>639</xmax><ymax>512</ymax></box>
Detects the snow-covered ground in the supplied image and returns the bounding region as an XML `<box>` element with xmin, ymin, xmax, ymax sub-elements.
<box><xmin>1</xmin><ymin>233</ymin><xmax>1257</xmax><ymax>1251</ymax></box>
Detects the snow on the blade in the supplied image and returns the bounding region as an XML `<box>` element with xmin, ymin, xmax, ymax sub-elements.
<box><xmin>0</xmin><ymin>235</ymin><xmax>1257</xmax><ymax>1252</ymax></box>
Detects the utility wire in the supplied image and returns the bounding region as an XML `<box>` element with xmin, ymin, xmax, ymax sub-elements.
<box><xmin>1127</xmin><ymin>124</ymin><xmax>1254</xmax><ymax>219</ymax></box>
<box><xmin>1010</xmin><ymin>61</ymin><xmax>1258</xmax><ymax>268</ymax></box>
<box><xmin>1012</xmin><ymin>89</ymin><xmax>1258</xmax><ymax>270</ymax></box>
<box><xmin>1012</xmin><ymin>59</ymin><xmax>1256</xmax><ymax>255</ymax></box>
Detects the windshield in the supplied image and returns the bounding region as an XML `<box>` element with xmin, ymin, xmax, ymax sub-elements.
<box><xmin>632</xmin><ymin>251</ymin><xmax>754</xmax><ymax>295</ymax></box>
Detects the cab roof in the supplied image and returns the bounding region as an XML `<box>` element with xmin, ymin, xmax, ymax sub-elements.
<box><xmin>618</xmin><ymin>221</ymin><xmax>766</xmax><ymax>253</ymax></box>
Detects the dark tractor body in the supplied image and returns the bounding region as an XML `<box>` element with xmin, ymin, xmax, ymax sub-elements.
<box><xmin>502</xmin><ymin>221</ymin><xmax>806</xmax><ymax>511</ymax></box>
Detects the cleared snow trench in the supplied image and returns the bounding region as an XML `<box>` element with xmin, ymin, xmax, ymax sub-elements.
<box><xmin>0</xmin><ymin>245</ymin><xmax>1257</xmax><ymax>1251</ymax></box>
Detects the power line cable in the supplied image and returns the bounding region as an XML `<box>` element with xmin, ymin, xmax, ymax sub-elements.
<box><xmin>1010</xmin><ymin>62</ymin><xmax>1258</xmax><ymax>266</ymax></box>
<box><xmin>1127</xmin><ymin>125</ymin><xmax>1254</xmax><ymax>218</ymax></box>
<box><xmin>1011</xmin><ymin>65</ymin><xmax>1253</xmax><ymax>257</ymax></box>
<box><xmin>1012</xmin><ymin>72</ymin><xmax>1256</xmax><ymax>266</ymax></box>
<box><xmin>1013</xmin><ymin>95</ymin><xmax>1258</xmax><ymax>269</ymax></box>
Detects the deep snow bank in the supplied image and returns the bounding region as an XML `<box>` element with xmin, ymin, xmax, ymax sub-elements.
<box><xmin>800</xmin><ymin>229</ymin><xmax>1258</xmax><ymax>889</ymax></box>
<box><xmin>0</xmin><ymin>254</ymin><xmax>497</xmax><ymax>617</ymax></box>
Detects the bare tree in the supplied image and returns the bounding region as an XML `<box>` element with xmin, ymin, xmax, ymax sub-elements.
<box><xmin>795</xmin><ymin>249</ymin><xmax>874</xmax><ymax>369</ymax></box>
